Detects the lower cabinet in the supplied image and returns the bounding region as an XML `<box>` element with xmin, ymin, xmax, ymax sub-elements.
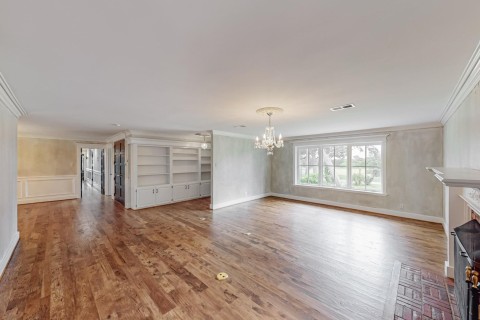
<box><xmin>136</xmin><ymin>182</ymin><xmax>208</xmax><ymax>209</ymax></box>
<box><xmin>173</xmin><ymin>183</ymin><xmax>200</xmax><ymax>201</ymax></box>
<box><xmin>200</xmin><ymin>182</ymin><xmax>211</xmax><ymax>196</ymax></box>
<box><xmin>136</xmin><ymin>185</ymin><xmax>173</xmax><ymax>208</ymax></box>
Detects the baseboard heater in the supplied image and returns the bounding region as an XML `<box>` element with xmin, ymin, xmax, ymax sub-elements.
<box><xmin>454</xmin><ymin>219</ymin><xmax>480</xmax><ymax>320</ymax></box>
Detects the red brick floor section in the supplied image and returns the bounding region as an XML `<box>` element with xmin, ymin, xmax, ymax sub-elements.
<box><xmin>394</xmin><ymin>264</ymin><xmax>460</xmax><ymax>320</ymax></box>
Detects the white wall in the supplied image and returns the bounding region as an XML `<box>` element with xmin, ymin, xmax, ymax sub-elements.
<box><xmin>0</xmin><ymin>101</ymin><xmax>20</xmax><ymax>277</ymax></box>
<box><xmin>211</xmin><ymin>132</ymin><xmax>271</xmax><ymax>209</ymax></box>
<box><xmin>271</xmin><ymin>126</ymin><xmax>444</xmax><ymax>222</ymax></box>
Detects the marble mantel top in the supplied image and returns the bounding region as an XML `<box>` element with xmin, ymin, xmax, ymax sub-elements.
<box><xmin>426</xmin><ymin>167</ymin><xmax>480</xmax><ymax>188</ymax></box>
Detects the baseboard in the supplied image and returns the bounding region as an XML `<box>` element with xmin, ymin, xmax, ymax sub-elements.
<box><xmin>270</xmin><ymin>193</ymin><xmax>444</xmax><ymax>224</ymax></box>
<box><xmin>211</xmin><ymin>193</ymin><xmax>270</xmax><ymax>210</ymax></box>
<box><xmin>445</xmin><ymin>261</ymin><xmax>454</xmax><ymax>279</ymax></box>
<box><xmin>0</xmin><ymin>231</ymin><xmax>19</xmax><ymax>280</ymax></box>
<box><xmin>18</xmin><ymin>194</ymin><xmax>78</xmax><ymax>204</ymax></box>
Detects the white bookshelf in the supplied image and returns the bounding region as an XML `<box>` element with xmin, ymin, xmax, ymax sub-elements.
<box><xmin>136</xmin><ymin>146</ymin><xmax>170</xmax><ymax>187</ymax></box>
<box><xmin>131</xmin><ymin>141</ymin><xmax>211</xmax><ymax>209</ymax></box>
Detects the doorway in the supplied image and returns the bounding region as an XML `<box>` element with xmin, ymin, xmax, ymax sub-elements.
<box><xmin>81</xmin><ymin>148</ymin><xmax>105</xmax><ymax>196</ymax></box>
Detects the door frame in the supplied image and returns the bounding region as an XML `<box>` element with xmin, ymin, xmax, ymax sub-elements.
<box><xmin>76</xmin><ymin>143</ymin><xmax>109</xmax><ymax>198</ymax></box>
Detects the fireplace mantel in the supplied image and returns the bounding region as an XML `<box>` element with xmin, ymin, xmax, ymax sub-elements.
<box><xmin>426</xmin><ymin>166</ymin><xmax>480</xmax><ymax>278</ymax></box>
<box><xmin>427</xmin><ymin>167</ymin><xmax>480</xmax><ymax>188</ymax></box>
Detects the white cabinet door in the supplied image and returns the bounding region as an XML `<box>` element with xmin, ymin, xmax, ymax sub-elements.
<box><xmin>137</xmin><ymin>187</ymin><xmax>156</xmax><ymax>208</ymax></box>
<box><xmin>188</xmin><ymin>183</ymin><xmax>200</xmax><ymax>198</ymax></box>
<box><xmin>173</xmin><ymin>185</ymin><xmax>190</xmax><ymax>201</ymax></box>
<box><xmin>156</xmin><ymin>186</ymin><xmax>173</xmax><ymax>204</ymax></box>
<box><xmin>200</xmin><ymin>182</ymin><xmax>211</xmax><ymax>196</ymax></box>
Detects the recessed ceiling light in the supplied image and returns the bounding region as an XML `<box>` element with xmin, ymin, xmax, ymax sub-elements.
<box><xmin>330</xmin><ymin>104</ymin><xmax>356</xmax><ymax>112</ymax></box>
<box><xmin>111</xmin><ymin>123</ymin><xmax>121</xmax><ymax>127</ymax></box>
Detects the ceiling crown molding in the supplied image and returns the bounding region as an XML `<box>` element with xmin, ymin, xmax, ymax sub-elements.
<box><xmin>0</xmin><ymin>72</ymin><xmax>27</xmax><ymax>118</ymax></box>
<box><xmin>440</xmin><ymin>41</ymin><xmax>480</xmax><ymax>124</ymax></box>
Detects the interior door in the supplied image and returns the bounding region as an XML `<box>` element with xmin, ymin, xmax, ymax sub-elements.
<box><xmin>101</xmin><ymin>149</ymin><xmax>105</xmax><ymax>195</ymax></box>
<box><xmin>114</xmin><ymin>140</ymin><xmax>125</xmax><ymax>205</ymax></box>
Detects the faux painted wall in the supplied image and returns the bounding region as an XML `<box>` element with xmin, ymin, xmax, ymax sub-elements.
<box><xmin>271</xmin><ymin>127</ymin><xmax>443</xmax><ymax>218</ymax></box>
<box><xmin>212</xmin><ymin>134</ymin><xmax>271</xmax><ymax>206</ymax></box>
<box><xmin>0</xmin><ymin>104</ymin><xmax>19</xmax><ymax>276</ymax></box>
<box><xmin>444</xmin><ymin>82</ymin><xmax>480</xmax><ymax>169</ymax></box>
<box><xmin>18</xmin><ymin>137</ymin><xmax>77</xmax><ymax>176</ymax></box>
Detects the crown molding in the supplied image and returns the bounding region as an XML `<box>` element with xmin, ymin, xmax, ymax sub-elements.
<box><xmin>211</xmin><ymin>130</ymin><xmax>255</xmax><ymax>140</ymax></box>
<box><xmin>440</xmin><ymin>41</ymin><xmax>480</xmax><ymax>125</ymax></box>
<box><xmin>105</xmin><ymin>131</ymin><xmax>128</xmax><ymax>143</ymax></box>
<box><xmin>0</xmin><ymin>72</ymin><xmax>27</xmax><ymax>118</ymax></box>
<box><xmin>285</xmin><ymin>122</ymin><xmax>442</xmax><ymax>142</ymax></box>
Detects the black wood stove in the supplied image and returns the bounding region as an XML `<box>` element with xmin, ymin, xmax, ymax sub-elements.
<box><xmin>454</xmin><ymin>219</ymin><xmax>480</xmax><ymax>320</ymax></box>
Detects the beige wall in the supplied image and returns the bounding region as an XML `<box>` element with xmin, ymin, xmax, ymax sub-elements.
<box><xmin>271</xmin><ymin>126</ymin><xmax>444</xmax><ymax>218</ymax></box>
<box><xmin>18</xmin><ymin>137</ymin><xmax>77</xmax><ymax>176</ymax></box>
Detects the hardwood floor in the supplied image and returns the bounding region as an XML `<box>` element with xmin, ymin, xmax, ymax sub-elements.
<box><xmin>0</xmin><ymin>187</ymin><xmax>446</xmax><ymax>319</ymax></box>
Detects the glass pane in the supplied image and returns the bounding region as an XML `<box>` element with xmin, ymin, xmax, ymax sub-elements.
<box><xmin>366</xmin><ymin>145</ymin><xmax>381</xmax><ymax>167</ymax></box>
<box><xmin>335</xmin><ymin>145</ymin><xmax>347</xmax><ymax>166</ymax></box>
<box><xmin>298</xmin><ymin>148</ymin><xmax>308</xmax><ymax>165</ymax></box>
<box><xmin>322</xmin><ymin>165</ymin><xmax>335</xmax><ymax>186</ymax></box>
<box><xmin>366</xmin><ymin>167</ymin><xmax>382</xmax><ymax>192</ymax></box>
<box><xmin>351</xmin><ymin>145</ymin><xmax>365</xmax><ymax>167</ymax></box>
<box><xmin>335</xmin><ymin>166</ymin><xmax>347</xmax><ymax>188</ymax></box>
<box><xmin>322</xmin><ymin>146</ymin><xmax>334</xmax><ymax>166</ymax></box>
<box><xmin>308</xmin><ymin>166</ymin><xmax>319</xmax><ymax>184</ymax></box>
<box><xmin>351</xmin><ymin>167</ymin><xmax>366</xmax><ymax>190</ymax></box>
<box><xmin>308</xmin><ymin>148</ymin><xmax>319</xmax><ymax>165</ymax></box>
<box><xmin>299</xmin><ymin>166</ymin><xmax>308</xmax><ymax>184</ymax></box>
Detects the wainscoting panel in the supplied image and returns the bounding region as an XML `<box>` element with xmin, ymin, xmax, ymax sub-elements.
<box><xmin>17</xmin><ymin>175</ymin><xmax>78</xmax><ymax>204</ymax></box>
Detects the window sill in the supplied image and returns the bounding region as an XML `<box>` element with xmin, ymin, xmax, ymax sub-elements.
<box><xmin>294</xmin><ymin>183</ymin><xmax>388</xmax><ymax>196</ymax></box>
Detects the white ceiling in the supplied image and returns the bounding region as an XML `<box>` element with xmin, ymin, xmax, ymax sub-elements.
<box><xmin>1</xmin><ymin>0</ymin><xmax>479</xmax><ymax>140</ymax></box>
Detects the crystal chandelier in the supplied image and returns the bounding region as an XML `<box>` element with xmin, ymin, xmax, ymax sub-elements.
<box><xmin>254</xmin><ymin>107</ymin><xmax>284</xmax><ymax>155</ymax></box>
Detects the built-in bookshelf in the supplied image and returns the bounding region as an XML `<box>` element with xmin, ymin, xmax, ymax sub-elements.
<box><xmin>200</xmin><ymin>148</ymin><xmax>211</xmax><ymax>182</ymax></box>
<box><xmin>172</xmin><ymin>147</ymin><xmax>199</xmax><ymax>184</ymax></box>
<box><xmin>131</xmin><ymin>140</ymin><xmax>211</xmax><ymax>210</ymax></box>
<box><xmin>137</xmin><ymin>146</ymin><xmax>170</xmax><ymax>187</ymax></box>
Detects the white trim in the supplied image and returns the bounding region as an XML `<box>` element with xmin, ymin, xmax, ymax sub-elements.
<box><xmin>285</xmin><ymin>122</ymin><xmax>442</xmax><ymax>142</ymax></box>
<box><xmin>17</xmin><ymin>134</ymin><xmax>105</xmax><ymax>143</ymax></box>
<box><xmin>445</xmin><ymin>262</ymin><xmax>454</xmax><ymax>279</ymax></box>
<box><xmin>127</xmin><ymin>137</ymin><xmax>203</xmax><ymax>148</ymax></box>
<box><xmin>211</xmin><ymin>130</ymin><xmax>256</xmax><ymax>140</ymax></box>
<box><xmin>210</xmin><ymin>193</ymin><xmax>270</xmax><ymax>210</ymax></box>
<box><xmin>441</xmin><ymin>41</ymin><xmax>480</xmax><ymax>124</ymax></box>
<box><xmin>270</xmin><ymin>193</ymin><xmax>445</xmax><ymax>224</ymax></box>
<box><xmin>0</xmin><ymin>231</ymin><xmax>19</xmax><ymax>280</ymax></box>
<box><xmin>105</xmin><ymin>131</ymin><xmax>127</xmax><ymax>143</ymax></box>
<box><xmin>0</xmin><ymin>72</ymin><xmax>27</xmax><ymax>118</ymax></box>
<box><xmin>292</xmin><ymin>133</ymin><xmax>389</xmax><ymax>146</ymax></box>
<box><xmin>76</xmin><ymin>143</ymin><xmax>108</xmax><ymax>199</ymax></box>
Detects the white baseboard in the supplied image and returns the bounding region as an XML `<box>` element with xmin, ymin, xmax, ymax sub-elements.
<box><xmin>270</xmin><ymin>193</ymin><xmax>445</xmax><ymax>224</ymax></box>
<box><xmin>0</xmin><ymin>231</ymin><xmax>19</xmax><ymax>280</ymax></box>
<box><xmin>18</xmin><ymin>175</ymin><xmax>78</xmax><ymax>204</ymax></box>
<box><xmin>211</xmin><ymin>193</ymin><xmax>271</xmax><ymax>210</ymax></box>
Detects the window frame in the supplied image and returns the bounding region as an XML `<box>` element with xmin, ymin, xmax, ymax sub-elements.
<box><xmin>293</xmin><ymin>135</ymin><xmax>387</xmax><ymax>195</ymax></box>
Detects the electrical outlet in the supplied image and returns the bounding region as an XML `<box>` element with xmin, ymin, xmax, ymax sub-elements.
<box><xmin>400</xmin><ymin>203</ymin><xmax>404</xmax><ymax>209</ymax></box>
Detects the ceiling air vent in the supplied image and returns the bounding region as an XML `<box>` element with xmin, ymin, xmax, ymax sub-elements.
<box><xmin>330</xmin><ymin>104</ymin><xmax>356</xmax><ymax>111</ymax></box>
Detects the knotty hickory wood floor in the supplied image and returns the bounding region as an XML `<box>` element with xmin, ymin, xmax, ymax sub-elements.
<box><xmin>0</xmin><ymin>187</ymin><xmax>446</xmax><ymax>319</ymax></box>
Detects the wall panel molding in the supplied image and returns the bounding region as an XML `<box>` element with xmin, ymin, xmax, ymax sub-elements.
<box><xmin>17</xmin><ymin>175</ymin><xmax>78</xmax><ymax>204</ymax></box>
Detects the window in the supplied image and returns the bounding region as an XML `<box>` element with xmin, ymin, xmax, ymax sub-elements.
<box><xmin>295</xmin><ymin>138</ymin><xmax>385</xmax><ymax>194</ymax></box>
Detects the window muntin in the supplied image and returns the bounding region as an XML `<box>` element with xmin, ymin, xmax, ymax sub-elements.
<box><xmin>295</xmin><ymin>143</ymin><xmax>384</xmax><ymax>194</ymax></box>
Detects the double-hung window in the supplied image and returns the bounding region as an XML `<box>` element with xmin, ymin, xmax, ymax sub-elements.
<box><xmin>295</xmin><ymin>135</ymin><xmax>386</xmax><ymax>194</ymax></box>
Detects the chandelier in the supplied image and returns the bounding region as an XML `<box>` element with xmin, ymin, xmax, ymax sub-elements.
<box><xmin>254</xmin><ymin>107</ymin><xmax>284</xmax><ymax>155</ymax></box>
